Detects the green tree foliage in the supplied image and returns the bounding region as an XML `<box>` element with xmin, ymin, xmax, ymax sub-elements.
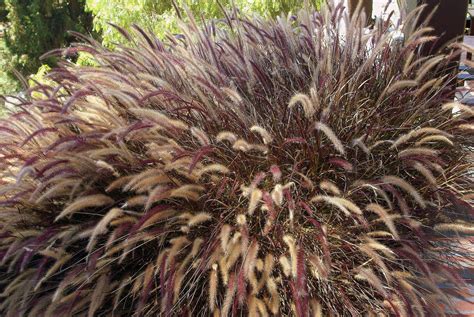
<box><xmin>0</xmin><ymin>1</ymin><xmax>7</xmax><ymax>22</ymax></box>
<box><xmin>0</xmin><ymin>36</ymin><xmax>19</xmax><ymax>95</ymax></box>
<box><xmin>1</xmin><ymin>0</ymin><xmax>15</xmax><ymax>96</ymax></box>
<box><xmin>86</xmin><ymin>0</ymin><xmax>323</xmax><ymax>46</ymax></box>
<box><xmin>0</xmin><ymin>0</ymin><xmax>93</xmax><ymax>97</ymax></box>
<box><xmin>4</xmin><ymin>0</ymin><xmax>93</xmax><ymax>74</ymax></box>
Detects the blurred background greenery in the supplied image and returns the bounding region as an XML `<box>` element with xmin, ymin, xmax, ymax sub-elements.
<box><xmin>0</xmin><ymin>0</ymin><xmax>322</xmax><ymax>99</ymax></box>
<box><xmin>0</xmin><ymin>0</ymin><xmax>94</xmax><ymax>96</ymax></box>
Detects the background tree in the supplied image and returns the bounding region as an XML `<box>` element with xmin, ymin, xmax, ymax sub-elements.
<box><xmin>0</xmin><ymin>0</ymin><xmax>93</xmax><ymax>97</ymax></box>
<box><xmin>0</xmin><ymin>0</ymin><xmax>16</xmax><ymax>95</ymax></box>
<box><xmin>0</xmin><ymin>1</ymin><xmax>7</xmax><ymax>22</ymax></box>
<box><xmin>3</xmin><ymin>0</ymin><xmax>93</xmax><ymax>75</ymax></box>
<box><xmin>348</xmin><ymin>0</ymin><xmax>373</xmax><ymax>24</ymax></box>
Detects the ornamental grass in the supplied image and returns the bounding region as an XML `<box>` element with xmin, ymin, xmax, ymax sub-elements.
<box><xmin>0</xmin><ymin>2</ymin><xmax>473</xmax><ymax>316</ymax></box>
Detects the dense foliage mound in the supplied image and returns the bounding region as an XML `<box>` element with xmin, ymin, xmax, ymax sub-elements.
<box><xmin>1</xmin><ymin>3</ymin><xmax>473</xmax><ymax>316</ymax></box>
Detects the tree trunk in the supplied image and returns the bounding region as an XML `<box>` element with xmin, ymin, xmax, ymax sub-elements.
<box><xmin>348</xmin><ymin>0</ymin><xmax>373</xmax><ymax>25</ymax></box>
<box><xmin>417</xmin><ymin>0</ymin><xmax>467</xmax><ymax>54</ymax></box>
<box><xmin>68</xmin><ymin>0</ymin><xmax>81</xmax><ymax>19</ymax></box>
<box><xmin>417</xmin><ymin>0</ymin><xmax>468</xmax><ymax>97</ymax></box>
<box><xmin>397</xmin><ymin>0</ymin><xmax>418</xmax><ymax>19</ymax></box>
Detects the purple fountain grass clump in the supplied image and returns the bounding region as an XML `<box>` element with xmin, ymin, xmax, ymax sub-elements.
<box><xmin>0</xmin><ymin>2</ymin><xmax>473</xmax><ymax>316</ymax></box>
